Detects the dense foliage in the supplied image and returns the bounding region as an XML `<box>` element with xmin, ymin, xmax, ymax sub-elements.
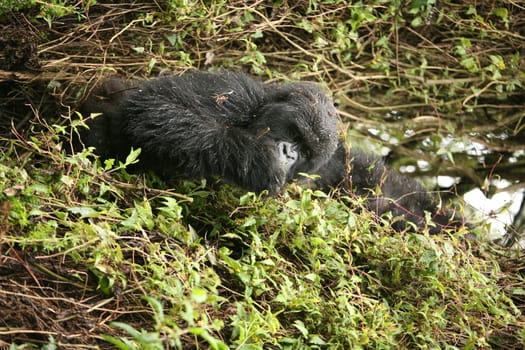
<box><xmin>1</xmin><ymin>0</ymin><xmax>524</xmax><ymax>348</ymax></box>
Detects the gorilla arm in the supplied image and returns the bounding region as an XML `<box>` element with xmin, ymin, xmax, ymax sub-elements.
<box><xmin>121</xmin><ymin>106</ymin><xmax>292</xmax><ymax>194</ymax></box>
<box><xmin>77</xmin><ymin>74</ymin><xmax>297</xmax><ymax>194</ymax></box>
<box><xmin>116</xmin><ymin>73</ymin><xmax>337</xmax><ymax>194</ymax></box>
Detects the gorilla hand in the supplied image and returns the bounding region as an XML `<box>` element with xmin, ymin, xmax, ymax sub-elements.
<box><xmin>277</xmin><ymin>141</ymin><xmax>300</xmax><ymax>175</ymax></box>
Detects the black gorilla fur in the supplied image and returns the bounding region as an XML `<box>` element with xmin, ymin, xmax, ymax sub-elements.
<box><xmin>77</xmin><ymin>70</ymin><xmax>465</xmax><ymax>233</ymax></box>
<box><xmin>78</xmin><ymin>71</ymin><xmax>339</xmax><ymax>194</ymax></box>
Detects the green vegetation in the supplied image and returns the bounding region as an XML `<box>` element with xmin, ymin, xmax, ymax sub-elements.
<box><xmin>1</xmin><ymin>0</ymin><xmax>524</xmax><ymax>348</ymax></box>
<box><xmin>2</xmin><ymin>118</ymin><xmax>524</xmax><ymax>348</ymax></box>
<box><xmin>0</xmin><ymin>0</ymin><xmax>34</xmax><ymax>17</ymax></box>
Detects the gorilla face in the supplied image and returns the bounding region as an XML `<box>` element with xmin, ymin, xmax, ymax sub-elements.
<box><xmin>251</xmin><ymin>83</ymin><xmax>339</xmax><ymax>184</ymax></box>
<box><xmin>77</xmin><ymin>71</ymin><xmax>339</xmax><ymax>194</ymax></box>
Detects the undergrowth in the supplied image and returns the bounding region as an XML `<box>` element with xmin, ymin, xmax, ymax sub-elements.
<box><xmin>1</xmin><ymin>115</ymin><xmax>524</xmax><ymax>349</ymax></box>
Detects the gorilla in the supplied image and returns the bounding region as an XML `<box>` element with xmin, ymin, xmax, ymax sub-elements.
<box><xmin>77</xmin><ymin>70</ymin><xmax>339</xmax><ymax>195</ymax></box>
<box><xmin>76</xmin><ymin>70</ymin><xmax>466</xmax><ymax>233</ymax></box>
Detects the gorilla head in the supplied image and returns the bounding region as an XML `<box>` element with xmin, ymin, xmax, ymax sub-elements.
<box><xmin>77</xmin><ymin>70</ymin><xmax>339</xmax><ymax>194</ymax></box>
<box><xmin>251</xmin><ymin>83</ymin><xmax>339</xmax><ymax>182</ymax></box>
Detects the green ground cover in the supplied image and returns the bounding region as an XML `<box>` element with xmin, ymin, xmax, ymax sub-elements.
<box><xmin>1</xmin><ymin>1</ymin><xmax>524</xmax><ymax>348</ymax></box>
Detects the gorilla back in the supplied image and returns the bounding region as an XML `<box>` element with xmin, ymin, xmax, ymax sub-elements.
<box><xmin>77</xmin><ymin>70</ymin><xmax>339</xmax><ymax>194</ymax></box>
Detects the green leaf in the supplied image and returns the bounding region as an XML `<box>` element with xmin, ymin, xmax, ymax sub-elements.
<box><xmin>293</xmin><ymin>320</ymin><xmax>309</xmax><ymax>338</ymax></box>
<box><xmin>110</xmin><ymin>322</ymin><xmax>141</xmax><ymax>337</ymax></box>
<box><xmin>143</xmin><ymin>296</ymin><xmax>165</xmax><ymax>324</ymax></box>
<box><xmin>101</xmin><ymin>334</ymin><xmax>135</xmax><ymax>350</ymax></box>
<box><xmin>512</xmin><ymin>288</ymin><xmax>525</xmax><ymax>296</ymax></box>
<box><xmin>68</xmin><ymin>206</ymin><xmax>98</xmax><ymax>218</ymax></box>
<box><xmin>124</xmin><ymin>148</ymin><xmax>141</xmax><ymax>166</ymax></box>
<box><xmin>492</xmin><ymin>7</ymin><xmax>508</xmax><ymax>21</ymax></box>
<box><xmin>191</xmin><ymin>288</ymin><xmax>208</xmax><ymax>303</ymax></box>
<box><xmin>309</xmin><ymin>335</ymin><xmax>327</xmax><ymax>345</ymax></box>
